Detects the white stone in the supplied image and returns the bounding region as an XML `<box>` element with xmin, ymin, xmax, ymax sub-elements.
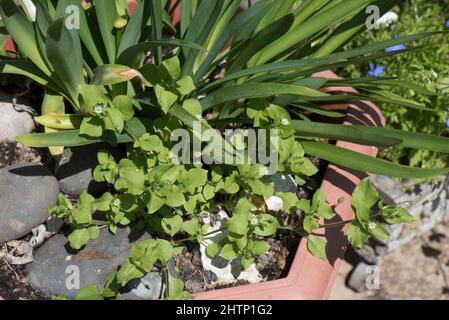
<box><xmin>199</xmin><ymin>211</ymin><xmax>262</xmax><ymax>286</ymax></box>
<box><xmin>0</xmin><ymin>101</ymin><xmax>35</xmax><ymax>142</ymax></box>
<box><xmin>265</xmin><ymin>196</ymin><xmax>284</xmax><ymax>212</ymax></box>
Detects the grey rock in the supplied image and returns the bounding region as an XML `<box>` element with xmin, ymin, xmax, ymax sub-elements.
<box><xmin>118</xmin><ymin>272</ymin><xmax>163</xmax><ymax>300</ymax></box>
<box><xmin>347</xmin><ymin>261</ymin><xmax>376</xmax><ymax>293</ymax></box>
<box><xmin>355</xmin><ymin>175</ymin><xmax>449</xmax><ymax>263</ymax></box>
<box><xmin>56</xmin><ymin>143</ymin><xmax>124</xmax><ymax>197</ymax></box>
<box><xmin>0</xmin><ymin>95</ymin><xmax>36</xmax><ymax>142</ymax></box>
<box><xmin>0</xmin><ymin>163</ymin><xmax>59</xmax><ymax>244</ymax></box>
<box><xmin>46</xmin><ymin>216</ymin><xmax>64</xmax><ymax>235</ymax></box>
<box><xmin>272</xmin><ymin>173</ymin><xmax>297</xmax><ymax>193</ymax></box>
<box><xmin>26</xmin><ymin>227</ymin><xmax>152</xmax><ymax>299</ymax></box>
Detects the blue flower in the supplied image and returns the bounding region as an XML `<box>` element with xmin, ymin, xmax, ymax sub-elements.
<box><xmin>379</xmin><ymin>175</ymin><xmax>387</xmax><ymax>181</ymax></box>
<box><xmin>368</xmin><ymin>63</ymin><xmax>385</xmax><ymax>77</ymax></box>
<box><xmin>445</xmin><ymin>19</ymin><xmax>449</xmax><ymax>27</ymax></box>
<box><xmin>446</xmin><ymin>117</ymin><xmax>449</xmax><ymax>128</ymax></box>
<box><xmin>385</xmin><ymin>44</ymin><xmax>406</xmax><ymax>53</ymax></box>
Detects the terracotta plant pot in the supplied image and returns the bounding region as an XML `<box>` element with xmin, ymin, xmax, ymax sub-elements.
<box><xmin>194</xmin><ymin>70</ymin><xmax>385</xmax><ymax>300</ymax></box>
<box><xmin>167</xmin><ymin>0</ymin><xmax>181</xmax><ymax>27</ymax></box>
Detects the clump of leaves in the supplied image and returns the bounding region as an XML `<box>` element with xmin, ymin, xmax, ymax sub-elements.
<box><xmin>3</xmin><ymin>0</ymin><xmax>448</xmax><ymax>300</ymax></box>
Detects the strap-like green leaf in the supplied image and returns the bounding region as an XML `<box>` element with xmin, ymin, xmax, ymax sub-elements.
<box><xmin>302</xmin><ymin>141</ymin><xmax>449</xmax><ymax>179</ymax></box>
<box><xmin>94</xmin><ymin>0</ymin><xmax>118</xmax><ymax>64</ymax></box>
<box><xmin>46</xmin><ymin>18</ymin><xmax>84</xmax><ymax>105</ymax></box>
<box><xmin>117</xmin><ymin>39</ymin><xmax>204</xmax><ymax>68</ymax></box>
<box><xmin>149</xmin><ymin>0</ymin><xmax>163</xmax><ymax>65</ymax></box>
<box><xmin>16</xmin><ymin>130</ymin><xmax>132</xmax><ymax>148</ymax></box>
<box><xmin>0</xmin><ymin>0</ymin><xmax>51</xmax><ymax>75</ymax></box>
<box><xmin>291</xmin><ymin>120</ymin><xmax>449</xmax><ymax>153</ymax></box>
<box><xmin>200</xmin><ymin>83</ymin><xmax>328</xmax><ymax>111</ymax></box>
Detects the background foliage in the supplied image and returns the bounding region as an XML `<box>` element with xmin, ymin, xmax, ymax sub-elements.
<box><xmin>342</xmin><ymin>0</ymin><xmax>449</xmax><ymax>171</ymax></box>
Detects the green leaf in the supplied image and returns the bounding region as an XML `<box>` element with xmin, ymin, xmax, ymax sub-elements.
<box><xmin>300</xmin><ymin>121</ymin><xmax>449</xmax><ymax>154</ymax></box>
<box><xmin>147</xmin><ymin>193</ymin><xmax>165</xmax><ymax>214</ymax></box>
<box><xmin>93</xmin><ymin>192</ymin><xmax>113</xmax><ymax>211</ymax></box>
<box><xmin>116</xmin><ymin>258</ymin><xmax>146</xmax><ymax>286</ymax></box>
<box><xmin>149</xmin><ymin>0</ymin><xmax>163</xmax><ymax>65</ymax></box>
<box><xmin>80</xmin><ymin>116</ymin><xmax>104</xmax><ymax>138</ymax></box>
<box><xmin>352</xmin><ymin>178</ymin><xmax>379</xmax><ymax>211</ymax></box>
<box><xmin>92</xmin><ymin>64</ymin><xmax>143</xmax><ymax>86</ymax></box>
<box><xmin>0</xmin><ymin>0</ymin><xmax>51</xmax><ymax>75</ymax></box>
<box><xmin>176</xmin><ymin>75</ymin><xmax>196</xmax><ymax>95</ymax></box>
<box><xmin>307</xmin><ymin>235</ymin><xmax>327</xmax><ymax>260</ymax></box>
<box><xmin>161</xmin><ymin>214</ymin><xmax>183</xmax><ymax>236</ymax></box>
<box><xmin>241</xmin><ymin>255</ymin><xmax>255</xmax><ymax>270</ymax></box>
<box><xmin>276</xmin><ymin>192</ymin><xmax>298</xmax><ymax>213</ymax></box>
<box><xmin>115</xmin><ymin>163</ymin><xmax>145</xmax><ymax>195</ymax></box>
<box><xmin>302</xmin><ymin>141</ymin><xmax>449</xmax><ymax>179</ymax></box>
<box><xmin>254</xmin><ymin>214</ymin><xmax>279</xmax><ymax>237</ymax></box>
<box><xmin>347</xmin><ymin>222</ymin><xmax>371</xmax><ymax>249</ymax></box>
<box><xmin>46</xmin><ymin>18</ymin><xmax>84</xmax><ymax>103</ymax></box>
<box><xmin>380</xmin><ymin>206</ymin><xmax>415</xmax><ymax>225</ymax></box>
<box><xmin>117</xmin><ymin>39</ymin><xmax>205</xmax><ymax>67</ymax></box>
<box><xmin>187</xmin><ymin>168</ymin><xmax>208</xmax><ymax>187</ymax></box>
<box><xmin>303</xmin><ymin>215</ymin><xmax>320</xmax><ymax>233</ymax></box>
<box><xmin>75</xmin><ymin>285</ymin><xmax>103</xmax><ymax>300</ymax></box>
<box><xmin>255</xmin><ymin>0</ymin><xmax>373</xmax><ymax>65</ymax></box>
<box><xmin>70</xmin><ymin>206</ymin><xmax>92</xmax><ymax>225</ymax></box>
<box><xmin>201</xmin><ymin>83</ymin><xmax>327</xmax><ymax>111</ymax></box>
<box><xmin>87</xmin><ymin>226</ymin><xmax>100</xmax><ymax>240</ymax></box>
<box><xmin>155</xmin><ymin>84</ymin><xmax>178</xmax><ymax>113</ymax></box>
<box><xmin>250</xmin><ymin>240</ymin><xmax>270</xmax><ymax>255</ymax></box>
<box><xmin>368</xmin><ymin>221</ymin><xmax>390</xmax><ymax>242</ymax></box>
<box><xmin>183</xmin><ymin>218</ymin><xmax>200</xmax><ymax>236</ymax></box>
<box><xmin>205</xmin><ymin>243</ymin><xmax>219</xmax><ymax>259</ymax></box>
<box><xmin>227</xmin><ymin>213</ymin><xmax>249</xmax><ymax>235</ymax></box>
<box><xmin>107</xmin><ymin>107</ymin><xmax>125</xmax><ymax>133</ymax></box>
<box><xmin>94</xmin><ymin>0</ymin><xmax>117</xmax><ymax>64</ymax></box>
<box><xmin>220</xmin><ymin>243</ymin><xmax>238</xmax><ymax>261</ymax></box>
<box><xmin>290</xmin><ymin>120</ymin><xmax>403</xmax><ymax>148</ymax></box>
<box><xmin>67</xmin><ymin>228</ymin><xmax>90</xmax><ymax>250</ymax></box>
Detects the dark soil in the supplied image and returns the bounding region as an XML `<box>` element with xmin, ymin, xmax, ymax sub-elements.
<box><xmin>0</xmin><ymin>142</ymin><xmax>42</xmax><ymax>169</ymax></box>
<box><xmin>0</xmin><ymin>264</ymin><xmax>46</xmax><ymax>300</ymax></box>
<box><xmin>0</xmin><ymin>240</ymin><xmax>47</xmax><ymax>300</ymax></box>
<box><xmin>175</xmin><ymin>232</ymin><xmax>302</xmax><ymax>294</ymax></box>
<box><xmin>175</xmin><ymin>158</ymin><xmax>324</xmax><ymax>295</ymax></box>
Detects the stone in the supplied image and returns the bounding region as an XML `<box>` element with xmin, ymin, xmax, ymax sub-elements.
<box><xmin>355</xmin><ymin>174</ymin><xmax>449</xmax><ymax>263</ymax></box>
<box><xmin>272</xmin><ymin>173</ymin><xmax>297</xmax><ymax>193</ymax></box>
<box><xmin>0</xmin><ymin>163</ymin><xmax>59</xmax><ymax>244</ymax></box>
<box><xmin>56</xmin><ymin>143</ymin><xmax>124</xmax><ymax>197</ymax></box>
<box><xmin>347</xmin><ymin>261</ymin><xmax>375</xmax><ymax>293</ymax></box>
<box><xmin>199</xmin><ymin>211</ymin><xmax>262</xmax><ymax>286</ymax></box>
<box><xmin>118</xmin><ymin>272</ymin><xmax>163</xmax><ymax>300</ymax></box>
<box><xmin>0</xmin><ymin>95</ymin><xmax>36</xmax><ymax>143</ymax></box>
<box><xmin>26</xmin><ymin>226</ymin><xmax>153</xmax><ymax>299</ymax></box>
<box><xmin>265</xmin><ymin>196</ymin><xmax>284</xmax><ymax>212</ymax></box>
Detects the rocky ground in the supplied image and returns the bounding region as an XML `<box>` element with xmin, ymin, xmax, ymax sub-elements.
<box><xmin>330</xmin><ymin>221</ymin><xmax>449</xmax><ymax>300</ymax></box>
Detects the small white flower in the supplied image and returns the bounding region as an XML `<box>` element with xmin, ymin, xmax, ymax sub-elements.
<box><xmin>375</xmin><ymin>12</ymin><xmax>398</xmax><ymax>28</ymax></box>
<box><xmin>368</xmin><ymin>221</ymin><xmax>377</xmax><ymax>231</ymax></box>
<box><xmin>281</xmin><ymin>118</ymin><xmax>290</xmax><ymax>126</ymax></box>
<box><xmin>249</xmin><ymin>214</ymin><xmax>259</xmax><ymax>226</ymax></box>
<box><xmin>92</xmin><ymin>103</ymin><xmax>105</xmax><ymax>116</ymax></box>
<box><xmin>112</xmin><ymin>199</ymin><xmax>121</xmax><ymax>208</ymax></box>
